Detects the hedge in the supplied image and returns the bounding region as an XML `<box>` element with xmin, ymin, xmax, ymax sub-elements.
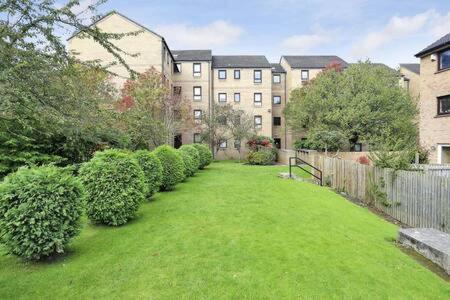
<box><xmin>192</xmin><ymin>144</ymin><xmax>213</xmax><ymax>169</ymax></box>
<box><xmin>133</xmin><ymin>150</ymin><xmax>163</xmax><ymax>198</ymax></box>
<box><xmin>247</xmin><ymin>149</ymin><xmax>277</xmax><ymax>165</ymax></box>
<box><xmin>79</xmin><ymin>149</ymin><xmax>145</xmax><ymax>226</ymax></box>
<box><xmin>153</xmin><ymin>145</ymin><xmax>185</xmax><ymax>191</ymax></box>
<box><xmin>179</xmin><ymin>145</ymin><xmax>201</xmax><ymax>170</ymax></box>
<box><xmin>0</xmin><ymin>166</ymin><xmax>83</xmax><ymax>260</ymax></box>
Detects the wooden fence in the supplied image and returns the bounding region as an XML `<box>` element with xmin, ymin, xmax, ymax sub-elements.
<box><xmin>411</xmin><ymin>164</ymin><xmax>450</xmax><ymax>178</ymax></box>
<box><xmin>297</xmin><ymin>152</ymin><xmax>450</xmax><ymax>233</ymax></box>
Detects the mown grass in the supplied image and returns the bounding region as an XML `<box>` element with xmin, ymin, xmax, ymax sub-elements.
<box><xmin>0</xmin><ymin>161</ymin><xmax>449</xmax><ymax>299</ymax></box>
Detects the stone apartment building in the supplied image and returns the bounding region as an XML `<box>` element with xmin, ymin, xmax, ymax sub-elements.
<box><xmin>399</xmin><ymin>64</ymin><xmax>421</xmax><ymax>102</ymax></box>
<box><xmin>414</xmin><ymin>32</ymin><xmax>450</xmax><ymax>164</ymax></box>
<box><xmin>68</xmin><ymin>11</ymin><xmax>349</xmax><ymax>157</ymax></box>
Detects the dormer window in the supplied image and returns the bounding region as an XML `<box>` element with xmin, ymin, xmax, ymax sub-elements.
<box><xmin>438</xmin><ymin>49</ymin><xmax>450</xmax><ymax>71</ymax></box>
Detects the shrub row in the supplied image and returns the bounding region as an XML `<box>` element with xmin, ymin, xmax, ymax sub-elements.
<box><xmin>0</xmin><ymin>144</ymin><xmax>212</xmax><ymax>260</ymax></box>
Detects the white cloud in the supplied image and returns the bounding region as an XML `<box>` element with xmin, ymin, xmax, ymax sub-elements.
<box><xmin>155</xmin><ymin>21</ymin><xmax>243</xmax><ymax>49</ymax></box>
<box><xmin>429</xmin><ymin>11</ymin><xmax>450</xmax><ymax>37</ymax></box>
<box><xmin>280</xmin><ymin>33</ymin><xmax>331</xmax><ymax>54</ymax></box>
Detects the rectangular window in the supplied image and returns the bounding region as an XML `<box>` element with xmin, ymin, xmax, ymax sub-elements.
<box><xmin>234</xmin><ymin>93</ymin><xmax>241</xmax><ymax>102</ymax></box>
<box><xmin>194</xmin><ymin>110</ymin><xmax>202</xmax><ymax>123</ymax></box>
<box><xmin>175</xmin><ymin>63</ymin><xmax>182</xmax><ymax>73</ymax></box>
<box><xmin>234</xmin><ymin>70</ymin><xmax>241</xmax><ymax>79</ymax></box>
<box><xmin>218</xmin><ymin>93</ymin><xmax>227</xmax><ymax>103</ymax></box>
<box><xmin>254</xmin><ymin>93</ymin><xmax>262</xmax><ymax>107</ymax></box>
<box><xmin>254</xmin><ymin>115</ymin><xmax>262</xmax><ymax>129</ymax></box>
<box><xmin>439</xmin><ymin>49</ymin><xmax>450</xmax><ymax>71</ymax></box>
<box><xmin>438</xmin><ymin>95</ymin><xmax>450</xmax><ymax>115</ymax></box>
<box><xmin>193</xmin><ymin>133</ymin><xmax>202</xmax><ymax>143</ymax></box>
<box><xmin>219</xmin><ymin>139</ymin><xmax>227</xmax><ymax>148</ymax></box>
<box><xmin>350</xmin><ymin>143</ymin><xmax>363</xmax><ymax>152</ymax></box>
<box><xmin>193</xmin><ymin>86</ymin><xmax>202</xmax><ymax>101</ymax></box>
<box><xmin>274</xmin><ymin>138</ymin><xmax>281</xmax><ymax>149</ymax></box>
<box><xmin>234</xmin><ymin>139</ymin><xmax>241</xmax><ymax>149</ymax></box>
<box><xmin>193</xmin><ymin>63</ymin><xmax>201</xmax><ymax>77</ymax></box>
<box><xmin>273</xmin><ymin>74</ymin><xmax>281</xmax><ymax>84</ymax></box>
<box><xmin>273</xmin><ymin>96</ymin><xmax>281</xmax><ymax>105</ymax></box>
<box><xmin>218</xmin><ymin>70</ymin><xmax>227</xmax><ymax>79</ymax></box>
<box><xmin>301</xmin><ymin>70</ymin><xmax>309</xmax><ymax>81</ymax></box>
<box><xmin>254</xmin><ymin>70</ymin><xmax>262</xmax><ymax>83</ymax></box>
<box><xmin>273</xmin><ymin>117</ymin><xmax>281</xmax><ymax>126</ymax></box>
<box><xmin>173</xmin><ymin>86</ymin><xmax>182</xmax><ymax>95</ymax></box>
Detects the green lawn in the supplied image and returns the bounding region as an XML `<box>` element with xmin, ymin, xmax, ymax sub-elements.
<box><xmin>1</xmin><ymin>161</ymin><xmax>449</xmax><ymax>299</ymax></box>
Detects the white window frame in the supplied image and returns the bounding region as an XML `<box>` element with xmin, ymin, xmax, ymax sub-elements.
<box><xmin>234</xmin><ymin>93</ymin><xmax>241</xmax><ymax>103</ymax></box>
<box><xmin>218</xmin><ymin>93</ymin><xmax>227</xmax><ymax>103</ymax></box>
<box><xmin>438</xmin><ymin>144</ymin><xmax>450</xmax><ymax>164</ymax></box>
<box><xmin>254</xmin><ymin>115</ymin><xmax>262</xmax><ymax>129</ymax></box>
<box><xmin>193</xmin><ymin>63</ymin><xmax>201</xmax><ymax>77</ymax></box>
<box><xmin>254</xmin><ymin>70</ymin><xmax>262</xmax><ymax>83</ymax></box>
<box><xmin>301</xmin><ymin>70</ymin><xmax>309</xmax><ymax>81</ymax></box>
<box><xmin>218</xmin><ymin>70</ymin><xmax>227</xmax><ymax>79</ymax></box>
<box><xmin>254</xmin><ymin>93</ymin><xmax>262</xmax><ymax>107</ymax></box>
<box><xmin>273</xmin><ymin>96</ymin><xmax>281</xmax><ymax>105</ymax></box>
<box><xmin>273</xmin><ymin>74</ymin><xmax>281</xmax><ymax>84</ymax></box>
<box><xmin>193</xmin><ymin>86</ymin><xmax>202</xmax><ymax>101</ymax></box>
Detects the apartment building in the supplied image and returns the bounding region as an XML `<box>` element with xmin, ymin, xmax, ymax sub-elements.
<box><xmin>415</xmin><ymin>32</ymin><xmax>450</xmax><ymax>164</ymax></box>
<box><xmin>68</xmin><ymin>11</ymin><xmax>349</xmax><ymax>157</ymax></box>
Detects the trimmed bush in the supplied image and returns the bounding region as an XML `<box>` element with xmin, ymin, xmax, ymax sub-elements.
<box><xmin>153</xmin><ymin>145</ymin><xmax>185</xmax><ymax>191</ymax></box>
<box><xmin>79</xmin><ymin>149</ymin><xmax>145</xmax><ymax>226</ymax></box>
<box><xmin>133</xmin><ymin>150</ymin><xmax>163</xmax><ymax>198</ymax></box>
<box><xmin>0</xmin><ymin>166</ymin><xmax>83</xmax><ymax>260</ymax></box>
<box><xmin>178</xmin><ymin>149</ymin><xmax>196</xmax><ymax>177</ymax></box>
<box><xmin>179</xmin><ymin>145</ymin><xmax>201</xmax><ymax>170</ymax></box>
<box><xmin>247</xmin><ymin>149</ymin><xmax>276</xmax><ymax>165</ymax></box>
<box><xmin>192</xmin><ymin>144</ymin><xmax>213</xmax><ymax>169</ymax></box>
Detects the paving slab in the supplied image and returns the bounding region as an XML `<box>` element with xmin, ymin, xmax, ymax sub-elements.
<box><xmin>398</xmin><ymin>228</ymin><xmax>450</xmax><ymax>274</ymax></box>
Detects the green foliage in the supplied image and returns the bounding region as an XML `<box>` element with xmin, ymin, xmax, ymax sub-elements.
<box><xmin>284</xmin><ymin>61</ymin><xmax>417</xmax><ymax>153</ymax></box>
<box><xmin>153</xmin><ymin>145</ymin><xmax>185</xmax><ymax>191</ymax></box>
<box><xmin>179</xmin><ymin>145</ymin><xmax>201</xmax><ymax>170</ymax></box>
<box><xmin>0</xmin><ymin>166</ymin><xmax>83</xmax><ymax>260</ymax></box>
<box><xmin>178</xmin><ymin>150</ymin><xmax>196</xmax><ymax>178</ymax></box>
<box><xmin>79</xmin><ymin>149</ymin><xmax>145</xmax><ymax>226</ymax></box>
<box><xmin>132</xmin><ymin>150</ymin><xmax>163</xmax><ymax>198</ymax></box>
<box><xmin>247</xmin><ymin>149</ymin><xmax>277</xmax><ymax>165</ymax></box>
<box><xmin>192</xmin><ymin>144</ymin><xmax>213</xmax><ymax>169</ymax></box>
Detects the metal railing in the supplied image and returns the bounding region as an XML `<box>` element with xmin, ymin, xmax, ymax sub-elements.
<box><xmin>289</xmin><ymin>156</ymin><xmax>323</xmax><ymax>186</ymax></box>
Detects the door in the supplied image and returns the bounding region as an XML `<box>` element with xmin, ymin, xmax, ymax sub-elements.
<box><xmin>174</xmin><ymin>134</ymin><xmax>182</xmax><ymax>149</ymax></box>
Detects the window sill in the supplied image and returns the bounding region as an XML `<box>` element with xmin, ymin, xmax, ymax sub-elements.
<box><xmin>435</xmin><ymin>67</ymin><xmax>450</xmax><ymax>75</ymax></box>
<box><xmin>435</xmin><ymin>113</ymin><xmax>450</xmax><ymax>118</ymax></box>
<box><xmin>254</xmin><ymin>82</ymin><xmax>262</xmax><ymax>84</ymax></box>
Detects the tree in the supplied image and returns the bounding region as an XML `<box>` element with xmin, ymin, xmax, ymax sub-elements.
<box><xmin>118</xmin><ymin>68</ymin><xmax>192</xmax><ymax>149</ymax></box>
<box><xmin>228</xmin><ymin>110</ymin><xmax>256</xmax><ymax>161</ymax></box>
<box><xmin>284</xmin><ymin>61</ymin><xmax>418</xmax><ymax>160</ymax></box>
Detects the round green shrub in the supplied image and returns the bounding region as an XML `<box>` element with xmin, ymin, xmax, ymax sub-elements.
<box><xmin>79</xmin><ymin>149</ymin><xmax>145</xmax><ymax>226</ymax></box>
<box><xmin>178</xmin><ymin>149</ymin><xmax>196</xmax><ymax>177</ymax></box>
<box><xmin>192</xmin><ymin>144</ymin><xmax>213</xmax><ymax>169</ymax></box>
<box><xmin>133</xmin><ymin>150</ymin><xmax>163</xmax><ymax>198</ymax></box>
<box><xmin>247</xmin><ymin>149</ymin><xmax>276</xmax><ymax>165</ymax></box>
<box><xmin>0</xmin><ymin>166</ymin><xmax>83</xmax><ymax>260</ymax></box>
<box><xmin>179</xmin><ymin>144</ymin><xmax>201</xmax><ymax>170</ymax></box>
<box><xmin>153</xmin><ymin>145</ymin><xmax>185</xmax><ymax>191</ymax></box>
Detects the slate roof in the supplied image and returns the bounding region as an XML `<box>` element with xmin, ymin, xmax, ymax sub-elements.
<box><xmin>270</xmin><ymin>63</ymin><xmax>286</xmax><ymax>73</ymax></box>
<box><xmin>172</xmin><ymin>50</ymin><xmax>212</xmax><ymax>61</ymax></box>
<box><xmin>212</xmin><ymin>56</ymin><xmax>271</xmax><ymax>68</ymax></box>
<box><xmin>415</xmin><ymin>32</ymin><xmax>450</xmax><ymax>57</ymax></box>
<box><xmin>282</xmin><ymin>55</ymin><xmax>348</xmax><ymax>69</ymax></box>
<box><xmin>400</xmin><ymin>63</ymin><xmax>420</xmax><ymax>75</ymax></box>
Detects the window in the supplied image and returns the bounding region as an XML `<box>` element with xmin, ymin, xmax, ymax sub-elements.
<box><xmin>273</xmin><ymin>74</ymin><xmax>281</xmax><ymax>84</ymax></box>
<box><xmin>254</xmin><ymin>70</ymin><xmax>262</xmax><ymax>83</ymax></box>
<box><xmin>273</xmin><ymin>117</ymin><xmax>281</xmax><ymax>126</ymax></box>
<box><xmin>301</xmin><ymin>70</ymin><xmax>309</xmax><ymax>81</ymax></box>
<box><xmin>173</xmin><ymin>86</ymin><xmax>182</xmax><ymax>95</ymax></box>
<box><xmin>218</xmin><ymin>70</ymin><xmax>227</xmax><ymax>79</ymax></box>
<box><xmin>218</xmin><ymin>93</ymin><xmax>227</xmax><ymax>103</ymax></box>
<box><xmin>193</xmin><ymin>86</ymin><xmax>202</xmax><ymax>101</ymax></box>
<box><xmin>193</xmin><ymin>133</ymin><xmax>202</xmax><ymax>143</ymax></box>
<box><xmin>194</xmin><ymin>110</ymin><xmax>202</xmax><ymax>124</ymax></box>
<box><xmin>351</xmin><ymin>143</ymin><xmax>363</xmax><ymax>152</ymax></box>
<box><xmin>218</xmin><ymin>116</ymin><xmax>227</xmax><ymax>125</ymax></box>
<box><xmin>273</xmin><ymin>96</ymin><xmax>281</xmax><ymax>105</ymax></box>
<box><xmin>234</xmin><ymin>70</ymin><xmax>241</xmax><ymax>79</ymax></box>
<box><xmin>175</xmin><ymin>63</ymin><xmax>182</xmax><ymax>73</ymax></box>
<box><xmin>274</xmin><ymin>138</ymin><xmax>281</xmax><ymax>149</ymax></box>
<box><xmin>219</xmin><ymin>139</ymin><xmax>227</xmax><ymax>148</ymax></box>
<box><xmin>254</xmin><ymin>115</ymin><xmax>262</xmax><ymax>129</ymax></box>
<box><xmin>234</xmin><ymin>93</ymin><xmax>241</xmax><ymax>103</ymax></box>
<box><xmin>234</xmin><ymin>139</ymin><xmax>241</xmax><ymax>149</ymax></box>
<box><xmin>438</xmin><ymin>95</ymin><xmax>450</xmax><ymax>115</ymax></box>
<box><xmin>193</xmin><ymin>63</ymin><xmax>201</xmax><ymax>77</ymax></box>
<box><xmin>254</xmin><ymin>93</ymin><xmax>262</xmax><ymax>107</ymax></box>
<box><xmin>439</xmin><ymin>49</ymin><xmax>450</xmax><ymax>71</ymax></box>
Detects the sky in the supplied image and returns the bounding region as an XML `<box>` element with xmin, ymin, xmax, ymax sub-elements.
<box><xmin>67</xmin><ymin>0</ymin><xmax>450</xmax><ymax>67</ymax></box>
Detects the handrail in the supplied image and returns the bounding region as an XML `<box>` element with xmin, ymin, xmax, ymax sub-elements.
<box><xmin>289</xmin><ymin>156</ymin><xmax>323</xmax><ymax>186</ymax></box>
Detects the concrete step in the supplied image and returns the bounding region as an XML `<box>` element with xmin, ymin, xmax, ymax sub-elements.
<box><xmin>398</xmin><ymin>228</ymin><xmax>450</xmax><ymax>274</ymax></box>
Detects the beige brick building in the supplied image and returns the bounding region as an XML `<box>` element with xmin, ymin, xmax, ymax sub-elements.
<box><xmin>415</xmin><ymin>33</ymin><xmax>450</xmax><ymax>164</ymax></box>
<box><xmin>69</xmin><ymin>11</ymin><xmax>351</xmax><ymax>157</ymax></box>
<box><xmin>399</xmin><ymin>64</ymin><xmax>421</xmax><ymax>103</ymax></box>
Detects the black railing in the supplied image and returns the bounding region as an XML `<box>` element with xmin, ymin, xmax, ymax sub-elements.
<box><xmin>289</xmin><ymin>156</ymin><xmax>323</xmax><ymax>186</ymax></box>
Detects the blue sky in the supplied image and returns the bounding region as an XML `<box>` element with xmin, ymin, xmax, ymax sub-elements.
<box><xmin>71</xmin><ymin>0</ymin><xmax>450</xmax><ymax>67</ymax></box>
